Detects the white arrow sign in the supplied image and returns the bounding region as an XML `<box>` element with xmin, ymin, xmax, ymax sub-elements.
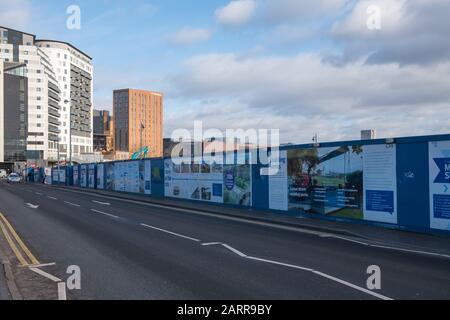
<box><xmin>26</xmin><ymin>203</ymin><xmax>39</xmax><ymax>209</ymax></box>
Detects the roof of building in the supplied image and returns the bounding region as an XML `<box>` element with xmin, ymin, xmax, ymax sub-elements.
<box><xmin>113</xmin><ymin>88</ymin><xmax>164</xmax><ymax>96</ymax></box>
<box><xmin>34</xmin><ymin>39</ymin><xmax>92</xmax><ymax>60</ymax></box>
<box><xmin>0</xmin><ymin>26</ymin><xmax>36</xmax><ymax>39</ymax></box>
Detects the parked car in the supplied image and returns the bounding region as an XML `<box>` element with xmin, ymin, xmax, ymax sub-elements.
<box><xmin>0</xmin><ymin>169</ymin><xmax>7</xmax><ymax>179</ymax></box>
<box><xmin>7</xmin><ymin>173</ymin><xmax>21</xmax><ymax>183</ymax></box>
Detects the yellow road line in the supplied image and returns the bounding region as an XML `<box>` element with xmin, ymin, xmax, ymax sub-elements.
<box><xmin>0</xmin><ymin>212</ymin><xmax>40</xmax><ymax>266</ymax></box>
<box><xmin>0</xmin><ymin>218</ymin><xmax>29</xmax><ymax>267</ymax></box>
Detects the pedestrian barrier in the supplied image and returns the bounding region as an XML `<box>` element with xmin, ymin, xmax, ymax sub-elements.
<box><xmin>41</xmin><ymin>133</ymin><xmax>450</xmax><ymax>235</ymax></box>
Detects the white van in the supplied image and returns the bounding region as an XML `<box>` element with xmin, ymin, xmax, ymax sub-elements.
<box><xmin>0</xmin><ymin>169</ymin><xmax>7</xmax><ymax>179</ymax></box>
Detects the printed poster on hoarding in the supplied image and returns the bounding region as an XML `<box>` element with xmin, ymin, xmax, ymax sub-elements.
<box><xmin>285</xmin><ymin>144</ymin><xmax>398</xmax><ymax>223</ymax></box>
<box><xmin>59</xmin><ymin>169</ymin><xmax>66</xmax><ymax>184</ymax></box>
<box><xmin>73</xmin><ymin>166</ymin><xmax>79</xmax><ymax>186</ymax></box>
<box><xmin>97</xmin><ymin>164</ymin><xmax>104</xmax><ymax>190</ymax></box>
<box><xmin>429</xmin><ymin>141</ymin><xmax>450</xmax><ymax>231</ymax></box>
<box><xmin>223</xmin><ymin>154</ymin><xmax>252</xmax><ymax>207</ymax></box>
<box><xmin>363</xmin><ymin>144</ymin><xmax>397</xmax><ymax>224</ymax></box>
<box><xmin>144</xmin><ymin>160</ymin><xmax>152</xmax><ymax>195</ymax></box>
<box><xmin>287</xmin><ymin>145</ymin><xmax>364</xmax><ymax>220</ymax></box>
<box><xmin>164</xmin><ymin>157</ymin><xmax>224</xmax><ymax>204</ymax></box>
<box><xmin>269</xmin><ymin>150</ymin><xmax>288</xmax><ymax>211</ymax></box>
<box><xmin>114</xmin><ymin>161</ymin><xmax>140</xmax><ymax>193</ymax></box>
<box><xmin>105</xmin><ymin>162</ymin><xmax>114</xmax><ymax>190</ymax></box>
<box><xmin>88</xmin><ymin>164</ymin><xmax>96</xmax><ymax>188</ymax></box>
<box><xmin>80</xmin><ymin>165</ymin><xmax>87</xmax><ymax>187</ymax></box>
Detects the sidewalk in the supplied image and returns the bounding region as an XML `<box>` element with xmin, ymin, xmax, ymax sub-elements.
<box><xmin>0</xmin><ymin>246</ymin><xmax>11</xmax><ymax>300</ymax></box>
<box><xmin>56</xmin><ymin>185</ymin><xmax>450</xmax><ymax>257</ymax></box>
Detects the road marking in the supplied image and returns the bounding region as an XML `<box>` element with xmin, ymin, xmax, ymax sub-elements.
<box><xmin>35</xmin><ymin>192</ymin><xmax>43</xmax><ymax>196</ymax></box>
<box><xmin>246</xmin><ymin>256</ymin><xmax>313</xmax><ymax>272</ymax></box>
<box><xmin>58</xmin><ymin>282</ymin><xmax>67</xmax><ymax>301</ymax></box>
<box><xmin>202</xmin><ymin>242</ymin><xmax>392</xmax><ymax>300</ymax></box>
<box><xmin>29</xmin><ymin>267</ymin><xmax>62</xmax><ymax>282</ymax></box>
<box><xmin>26</xmin><ymin>203</ymin><xmax>39</xmax><ymax>209</ymax></box>
<box><xmin>57</xmin><ymin>188</ymin><xmax>450</xmax><ymax>260</ymax></box>
<box><xmin>28</xmin><ymin>262</ymin><xmax>56</xmax><ymax>268</ymax></box>
<box><xmin>140</xmin><ymin>223</ymin><xmax>201</xmax><ymax>242</ymax></box>
<box><xmin>202</xmin><ymin>242</ymin><xmax>248</xmax><ymax>257</ymax></box>
<box><xmin>90</xmin><ymin>209</ymin><xmax>120</xmax><ymax>219</ymax></box>
<box><xmin>321</xmin><ymin>234</ymin><xmax>450</xmax><ymax>259</ymax></box>
<box><xmin>58</xmin><ymin>188</ymin><xmax>330</xmax><ymax>237</ymax></box>
<box><xmin>64</xmin><ymin>201</ymin><xmax>80</xmax><ymax>207</ymax></box>
<box><xmin>47</xmin><ymin>196</ymin><xmax>58</xmax><ymax>200</ymax></box>
<box><xmin>92</xmin><ymin>200</ymin><xmax>111</xmax><ymax>206</ymax></box>
<box><xmin>312</xmin><ymin>270</ymin><xmax>392</xmax><ymax>300</ymax></box>
<box><xmin>0</xmin><ymin>212</ymin><xmax>40</xmax><ymax>265</ymax></box>
<box><xmin>0</xmin><ymin>217</ymin><xmax>29</xmax><ymax>266</ymax></box>
<box><xmin>29</xmin><ymin>266</ymin><xmax>67</xmax><ymax>301</ymax></box>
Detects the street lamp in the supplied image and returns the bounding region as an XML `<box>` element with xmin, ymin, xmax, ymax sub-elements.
<box><xmin>140</xmin><ymin>121</ymin><xmax>145</xmax><ymax>159</ymax></box>
<box><xmin>64</xmin><ymin>100</ymin><xmax>71</xmax><ymax>166</ymax></box>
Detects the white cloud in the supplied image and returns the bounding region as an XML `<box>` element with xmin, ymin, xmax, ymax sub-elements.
<box><xmin>330</xmin><ymin>0</ymin><xmax>450</xmax><ymax>65</ymax></box>
<box><xmin>0</xmin><ymin>0</ymin><xmax>32</xmax><ymax>30</ymax></box>
<box><xmin>169</xmin><ymin>52</ymin><xmax>450</xmax><ymax>143</ymax></box>
<box><xmin>260</xmin><ymin>0</ymin><xmax>348</xmax><ymax>23</ymax></box>
<box><xmin>215</xmin><ymin>0</ymin><xmax>256</xmax><ymax>26</ymax></box>
<box><xmin>169</xmin><ymin>27</ymin><xmax>213</xmax><ymax>45</ymax></box>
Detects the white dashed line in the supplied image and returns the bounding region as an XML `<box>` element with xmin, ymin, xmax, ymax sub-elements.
<box><xmin>90</xmin><ymin>209</ymin><xmax>120</xmax><ymax>219</ymax></box>
<box><xmin>64</xmin><ymin>201</ymin><xmax>80</xmax><ymax>207</ymax></box>
<box><xmin>92</xmin><ymin>200</ymin><xmax>111</xmax><ymax>206</ymax></box>
<box><xmin>47</xmin><ymin>196</ymin><xmax>58</xmax><ymax>200</ymax></box>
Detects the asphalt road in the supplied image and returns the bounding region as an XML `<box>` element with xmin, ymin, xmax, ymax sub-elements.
<box><xmin>0</xmin><ymin>181</ymin><xmax>449</xmax><ymax>300</ymax></box>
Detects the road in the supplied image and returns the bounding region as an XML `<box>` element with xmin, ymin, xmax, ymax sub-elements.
<box><xmin>0</xmin><ymin>181</ymin><xmax>449</xmax><ymax>300</ymax></box>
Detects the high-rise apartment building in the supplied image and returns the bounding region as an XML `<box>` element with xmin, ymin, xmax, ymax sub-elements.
<box><xmin>35</xmin><ymin>40</ymin><xmax>93</xmax><ymax>162</ymax></box>
<box><xmin>93</xmin><ymin>109</ymin><xmax>114</xmax><ymax>152</ymax></box>
<box><xmin>113</xmin><ymin>89</ymin><xmax>163</xmax><ymax>159</ymax></box>
<box><xmin>0</xmin><ymin>26</ymin><xmax>62</xmax><ymax>163</ymax></box>
<box><xmin>0</xmin><ymin>60</ymin><xmax>28</xmax><ymax>166</ymax></box>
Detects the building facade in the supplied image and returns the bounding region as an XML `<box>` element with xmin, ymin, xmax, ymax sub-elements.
<box><xmin>0</xmin><ymin>60</ymin><xmax>28</xmax><ymax>166</ymax></box>
<box><xmin>35</xmin><ymin>40</ymin><xmax>93</xmax><ymax>163</ymax></box>
<box><xmin>113</xmin><ymin>89</ymin><xmax>163</xmax><ymax>159</ymax></box>
<box><xmin>0</xmin><ymin>26</ymin><xmax>62</xmax><ymax>163</ymax></box>
<box><xmin>93</xmin><ymin>109</ymin><xmax>114</xmax><ymax>152</ymax></box>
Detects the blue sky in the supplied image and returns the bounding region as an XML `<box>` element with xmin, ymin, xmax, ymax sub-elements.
<box><xmin>1</xmin><ymin>0</ymin><xmax>450</xmax><ymax>143</ymax></box>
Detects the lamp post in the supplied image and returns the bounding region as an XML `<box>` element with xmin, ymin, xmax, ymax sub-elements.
<box><xmin>64</xmin><ymin>100</ymin><xmax>71</xmax><ymax>166</ymax></box>
<box><xmin>140</xmin><ymin>121</ymin><xmax>145</xmax><ymax>159</ymax></box>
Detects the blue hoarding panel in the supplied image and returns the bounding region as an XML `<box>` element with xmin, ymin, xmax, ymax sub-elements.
<box><xmin>397</xmin><ymin>142</ymin><xmax>430</xmax><ymax>231</ymax></box>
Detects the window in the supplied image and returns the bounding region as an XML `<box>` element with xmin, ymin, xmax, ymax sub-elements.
<box><xmin>37</xmin><ymin>105</ymin><xmax>41</xmax><ymax>110</ymax></box>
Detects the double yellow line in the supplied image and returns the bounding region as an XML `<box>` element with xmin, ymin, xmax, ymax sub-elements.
<box><xmin>0</xmin><ymin>212</ymin><xmax>40</xmax><ymax>267</ymax></box>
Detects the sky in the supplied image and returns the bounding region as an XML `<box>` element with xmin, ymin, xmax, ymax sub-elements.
<box><xmin>1</xmin><ymin>0</ymin><xmax>450</xmax><ymax>144</ymax></box>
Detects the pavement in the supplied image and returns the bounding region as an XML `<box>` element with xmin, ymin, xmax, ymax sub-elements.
<box><xmin>0</xmin><ymin>247</ymin><xmax>11</xmax><ymax>300</ymax></box>
<box><xmin>0</xmin><ymin>181</ymin><xmax>449</xmax><ymax>300</ymax></box>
